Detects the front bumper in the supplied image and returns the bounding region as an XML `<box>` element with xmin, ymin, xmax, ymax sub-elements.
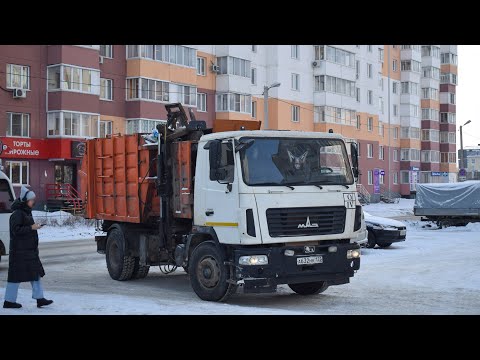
<box><xmin>232</xmin><ymin>243</ymin><xmax>360</xmax><ymax>293</ymax></box>
<box><xmin>371</xmin><ymin>228</ymin><xmax>406</xmax><ymax>244</ymax></box>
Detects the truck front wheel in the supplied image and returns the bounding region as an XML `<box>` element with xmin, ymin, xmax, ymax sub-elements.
<box><xmin>106</xmin><ymin>228</ymin><xmax>135</xmax><ymax>281</ymax></box>
<box><xmin>288</xmin><ymin>281</ymin><xmax>329</xmax><ymax>295</ymax></box>
<box><xmin>188</xmin><ymin>242</ymin><xmax>236</xmax><ymax>302</ymax></box>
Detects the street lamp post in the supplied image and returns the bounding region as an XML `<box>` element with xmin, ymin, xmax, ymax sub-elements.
<box><xmin>263</xmin><ymin>82</ymin><xmax>281</xmax><ymax>130</ymax></box>
<box><xmin>460</xmin><ymin>120</ymin><xmax>471</xmax><ymax>172</ymax></box>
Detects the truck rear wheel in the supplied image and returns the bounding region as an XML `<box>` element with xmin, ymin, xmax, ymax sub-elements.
<box><xmin>132</xmin><ymin>258</ymin><xmax>150</xmax><ymax>279</ymax></box>
<box><xmin>106</xmin><ymin>228</ymin><xmax>135</xmax><ymax>281</ymax></box>
<box><xmin>188</xmin><ymin>242</ymin><xmax>236</xmax><ymax>302</ymax></box>
<box><xmin>288</xmin><ymin>281</ymin><xmax>329</xmax><ymax>295</ymax></box>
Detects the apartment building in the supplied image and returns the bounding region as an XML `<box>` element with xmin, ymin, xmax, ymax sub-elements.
<box><xmin>0</xmin><ymin>45</ymin><xmax>457</xmax><ymax>205</ymax></box>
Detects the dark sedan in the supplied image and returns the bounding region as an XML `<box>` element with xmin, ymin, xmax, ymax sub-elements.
<box><xmin>364</xmin><ymin>211</ymin><xmax>407</xmax><ymax>248</ymax></box>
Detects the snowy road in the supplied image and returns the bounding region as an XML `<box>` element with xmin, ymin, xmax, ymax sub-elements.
<box><xmin>1</xmin><ymin>200</ymin><xmax>480</xmax><ymax>314</ymax></box>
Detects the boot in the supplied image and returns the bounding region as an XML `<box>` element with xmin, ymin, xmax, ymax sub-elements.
<box><xmin>37</xmin><ymin>298</ymin><xmax>53</xmax><ymax>308</ymax></box>
<box><xmin>3</xmin><ymin>301</ymin><xmax>22</xmax><ymax>309</ymax></box>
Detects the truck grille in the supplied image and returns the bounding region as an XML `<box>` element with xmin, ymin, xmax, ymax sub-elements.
<box><xmin>266</xmin><ymin>206</ymin><xmax>346</xmax><ymax>237</ymax></box>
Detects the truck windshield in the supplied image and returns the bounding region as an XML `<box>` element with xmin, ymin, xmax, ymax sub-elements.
<box><xmin>239</xmin><ymin>137</ymin><xmax>354</xmax><ymax>187</ymax></box>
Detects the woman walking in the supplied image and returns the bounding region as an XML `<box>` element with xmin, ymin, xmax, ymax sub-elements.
<box><xmin>3</xmin><ymin>186</ymin><xmax>53</xmax><ymax>309</ymax></box>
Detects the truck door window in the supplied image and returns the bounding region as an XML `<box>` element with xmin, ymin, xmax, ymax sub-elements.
<box><xmin>211</xmin><ymin>141</ymin><xmax>234</xmax><ymax>184</ymax></box>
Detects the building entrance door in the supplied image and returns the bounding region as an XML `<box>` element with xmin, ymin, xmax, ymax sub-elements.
<box><xmin>55</xmin><ymin>163</ymin><xmax>77</xmax><ymax>190</ymax></box>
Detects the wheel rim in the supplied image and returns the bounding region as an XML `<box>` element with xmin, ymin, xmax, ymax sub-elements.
<box><xmin>196</xmin><ymin>256</ymin><xmax>221</xmax><ymax>289</ymax></box>
<box><xmin>109</xmin><ymin>241</ymin><xmax>120</xmax><ymax>272</ymax></box>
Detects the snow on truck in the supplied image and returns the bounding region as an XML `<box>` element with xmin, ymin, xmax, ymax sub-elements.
<box><xmin>80</xmin><ymin>103</ymin><xmax>364</xmax><ymax>301</ymax></box>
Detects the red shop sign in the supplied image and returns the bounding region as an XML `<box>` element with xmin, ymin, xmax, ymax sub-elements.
<box><xmin>0</xmin><ymin>137</ymin><xmax>50</xmax><ymax>159</ymax></box>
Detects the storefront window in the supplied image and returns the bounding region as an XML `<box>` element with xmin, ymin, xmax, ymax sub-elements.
<box><xmin>5</xmin><ymin>161</ymin><xmax>29</xmax><ymax>186</ymax></box>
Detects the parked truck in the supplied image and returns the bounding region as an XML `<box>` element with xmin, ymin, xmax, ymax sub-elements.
<box><xmin>80</xmin><ymin>103</ymin><xmax>364</xmax><ymax>301</ymax></box>
<box><xmin>414</xmin><ymin>181</ymin><xmax>480</xmax><ymax>228</ymax></box>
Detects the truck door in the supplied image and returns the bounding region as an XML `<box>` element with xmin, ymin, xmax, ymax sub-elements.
<box><xmin>203</xmin><ymin>139</ymin><xmax>240</xmax><ymax>244</ymax></box>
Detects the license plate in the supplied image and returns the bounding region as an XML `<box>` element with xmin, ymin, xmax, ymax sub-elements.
<box><xmin>297</xmin><ymin>256</ymin><xmax>323</xmax><ymax>265</ymax></box>
<box><xmin>400</xmin><ymin>230</ymin><xmax>406</xmax><ymax>236</ymax></box>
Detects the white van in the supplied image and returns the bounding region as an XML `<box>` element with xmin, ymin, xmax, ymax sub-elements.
<box><xmin>0</xmin><ymin>170</ymin><xmax>15</xmax><ymax>263</ymax></box>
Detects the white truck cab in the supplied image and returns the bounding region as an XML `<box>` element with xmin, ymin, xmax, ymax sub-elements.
<box><xmin>0</xmin><ymin>170</ymin><xmax>15</xmax><ymax>262</ymax></box>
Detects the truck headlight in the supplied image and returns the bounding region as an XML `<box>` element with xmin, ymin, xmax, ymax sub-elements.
<box><xmin>347</xmin><ymin>249</ymin><xmax>361</xmax><ymax>259</ymax></box>
<box><xmin>239</xmin><ymin>255</ymin><xmax>268</xmax><ymax>266</ymax></box>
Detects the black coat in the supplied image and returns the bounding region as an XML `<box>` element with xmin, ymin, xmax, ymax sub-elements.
<box><xmin>7</xmin><ymin>199</ymin><xmax>45</xmax><ymax>283</ymax></box>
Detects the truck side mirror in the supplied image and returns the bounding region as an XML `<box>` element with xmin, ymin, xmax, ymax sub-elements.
<box><xmin>350</xmin><ymin>143</ymin><xmax>359</xmax><ymax>180</ymax></box>
<box><xmin>207</xmin><ymin>140</ymin><xmax>227</xmax><ymax>181</ymax></box>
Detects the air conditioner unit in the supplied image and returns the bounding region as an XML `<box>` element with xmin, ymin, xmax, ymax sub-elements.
<box><xmin>312</xmin><ymin>61</ymin><xmax>318</xmax><ymax>67</ymax></box>
<box><xmin>99</xmin><ymin>55</ymin><xmax>104</xmax><ymax>64</ymax></box>
<box><xmin>12</xmin><ymin>88</ymin><xmax>26</xmax><ymax>99</ymax></box>
<box><xmin>211</xmin><ymin>64</ymin><xmax>220</xmax><ymax>73</ymax></box>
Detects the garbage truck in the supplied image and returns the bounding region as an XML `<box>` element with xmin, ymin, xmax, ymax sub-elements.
<box><xmin>80</xmin><ymin>103</ymin><xmax>364</xmax><ymax>301</ymax></box>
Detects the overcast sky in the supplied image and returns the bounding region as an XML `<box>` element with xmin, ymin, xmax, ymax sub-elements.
<box><xmin>457</xmin><ymin>46</ymin><xmax>480</xmax><ymax>148</ymax></box>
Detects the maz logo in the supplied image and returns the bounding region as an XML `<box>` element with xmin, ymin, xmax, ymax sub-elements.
<box><xmin>298</xmin><ymin>216</ymin><xmax>319</xmax><ymax>229</ymax></box>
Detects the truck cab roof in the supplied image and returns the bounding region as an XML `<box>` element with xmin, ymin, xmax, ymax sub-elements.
<box><xmin>200</xmin><ymin>130</ymin><xmax>345</xmax><ymax>142</ymax></box>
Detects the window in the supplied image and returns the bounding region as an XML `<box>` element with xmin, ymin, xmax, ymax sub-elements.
<box><xmin>313</xmin><ymin>106</ymin><xmax>356</xmax><ymax>125</ymax></box>
<box><xmin>5</xmin><ymin>161</ymin><xmax>29</xmax><ymax>186</ymax></box>
<box><xmin>6</xmin><ymin>112</ymin><xmax>30</xmax><ymax>137</ymax></box>
<box><xmin>291</xmin><ymin>45</ymin><xmax>299</xmax><ymax>59</ymax></box>
<box><xmin>441</xmin><ymin>53</ymin><xmax>458</xmax><ymax>65</ymax></box>
<box><xmin>217</xmin><ymin>56</ymin><xmax>251</xmax><ymax>78</ymax></box>
<box><xmin>379</xmin><ymin>122</ymin><xmax>384</xmax><ymax>136</ymax></box>
<box><xmin>197</xmin><ymin>92</ymin><xmax>207</xmax><ymax>112</ymax></box>
<box><xmin>421</xmin><ymin>150</ymin><xmax>440</xmax><ymax>163</ymax></box>
<box><xmin>421</xmin><ymin>88</ymin><xmax>439</xmax><ymax>100</ymax></box>
<box><xmin>252</xmin><ymin>45</ymin><xmax>257</xmax><ymax>52</ymax></box>
<box><xmin>393</xmin><ymin>104</ymin><xmax>398</xmax><ymax>116</ymax></box>
<box><xmin>367</xmin><ymin>117</ymin><xmax>373</xmax><ymax>131</ymax></box>
<box><xmin>367</xmin><ymin>144</ymin><xmax>373</xmax><ymax>158</ymax></box>
<box><xmin>356</xmin><ymin>87</ymin><xmax>360</xmax><ymax>102</ymax></box>
<box><xmin>379</xmin><ymin>145</ymin><xmax>384</xmax><ymax>160</ymax></box>
<box><xmin>421</xmin><ymin>46</ymin><xmax>440</xmax><ymax>58</ymax></box>
<box><xmin>314</xmin><ymin>75</ymin><xmax>355</xmax><ymax>97</ymax></box>
<box><xmin>367</xmin><ymin>45</ymin><xmax>373</xmax><ymax>52</ymax></box>
<box><xmin>422</xmin><ymin>129</ymin><xmax>440</xmax><ymax>142</ymax></box>
<box><xmin>449</xmin><ymin>153</ymin><xmax>457</xmax><ymax>163</ymax></box>
<box><xmin>47</xmin><ymin>111</ymin><xmax>99</xmax><ymax>137</ymax></box>
<box><xmin>99</xmin><ymin>45</ymin><xmax>113</xmax><ymax>58</ymax></box>
<box><xmin>400</xmin><ymin>148</ymin><xmax>420</xmax><ymax>161</ymax></box>
<box><xmin>196</xmin><ymin>56</ymin><xmax>206</xmax><ymax>76</ymax></box>
<box><xmin>392</xmin><ymin>59</ymin><xmax>398</xmax><ymax>72</ymax></box>
<box><xmin>126</xmin><ymin>119</ymin><xmax>165</xmax><ymax>134</ymax></box>
<box><xmin>6</xmin><ymin>64</ymin><xmax>30</xmax><ymax>90</ymax></box>
<box><xmin>400</xmin><ymin>171</ymin><xmax>410</xmax><ymax>184</ymax></box>
<box><xmin>314</xmin><ymin>46</ymin><xmax>355</xmax><ymax>67</ymax></box>
<box><xmin>378</xmin><ymin>48</ymin><xmax>384</xmax><ymax>62</ymax></box>
<box><xmin>440</xmin><ymin>112</ymin><xmax>456</xmax><ymax>124</ymax></box>
<box><xmin>367</xmin><ymin>170</ymin><xmax>373</xmax><ymax>185</ymax></box>
<box><xmin>99</xmin><ymin>120</ymin><xmax>113</xmax><ymax>138</ymax></box>
<box><xmin>422</xmin><ymin>66</ymin><xmax>440</xmax><ymax>80</ymax></box>
<box><xmin>380</xmin><ymin>76</ymin><xmax>384</xmax><ymax>90</ymax></box>
<box><xmin>393</xmin><ymin>149</ymin><xmax>398</xmax><ymax>161</ymax></box>
<box><xmin>401</xmin><ymin>127</ymin><xmax>421</xmax><ymax>139</ymax></box>
<box><xmin>367</xmin><ymin>90</ymin><xmax>373</xmax><ymax>105</ymax></box>
<box><xmin>47</xmin><ymin>65</ymin><xmax>100</xmax><ymax>95</ymax></box>
<box><xmin>100</xmin><ymin>78</ymin><xmax>113</xmax><ymax>100</ymax></box>
<box><xmin>441</xmin><ymin>72</ymin><xmax>458</xmax><ymax>85</ymax></box>
<box><xmin>401</xmin><ymin>60</ymin><xmax>421</xmax><ymax>72</ymax></box>
<box><xmin>210</xmin><ymin>141</ymin><xmax>235</xmax><ymax>183</ymax></box>
<box><xmin>356</xmin><ymin>115</ymin><xmax>361</xmax><ymax>129</ymax></box>
<box><xmin>355</xmin><ymin>60</ymin><xmax>360</xmax><ymax>79</ymax></box>
<box><xmin>127</xmin><ymin>45</ymin><xmax>196</xmax><ymax>67</ymax></box>
<box><xmin>251</xmin><ymin>68</ymin><xmax>257</xmax><ymax>85</ymax></box>
<box><xmin>392</xmin><ymin>82</ymin><xmax>398</xmax><ymax>94</ymax></box>
<box><xmin>401</xmin><ymin>81</ymin><xmax>419</xmax><ymax>95</ymax></box>
<box><xmin>393</xmin><ymin>172</ymin><xmax>398</xmax><ymax>184</ymax></box>
<box><xmin>357</xmin><ymin>142</ymin><xmax>361</xmax><ymax>157</ymax></box>
<box><xmin>178</xmin><ymin>85</ymin><xmax>197</xmax><ymax>106</ymax></box>
<box><xmin>379</xmin><ymin>173</ymin><xmax>384</xmax><ymax>185</ymax></box>
<box><xmin>379</xmin><ymin>97</ymin><xmax>384</xmax><ymax>114</ymax></box>
<box><xmin>291</xmin><ymin>73</ymin><xmax>300</xmax><ymax>90</ymax></box>
<box><xmin>126</xmin><ymin>77</ymin><xmax>169</xmax><ymax>102</ymax></box>
<box><xmin>393</xmin><ymin>127</ymin><xmax>399</xmax><ymax>139</ymax></box>
<box><xmin>367</xmin><ymin>63</ymin><xmax>372</xmax><ymax>78</ymax></box>
<box><xmin>291</xmin><ymin>105</ymin><xmax>300</xmax><ymax>122</ymax></box>
<box><xmin>252</xmin><ymin>101</ymin><xmax>257</xmax><ymax>118</ymax></box>
<box><xmin>448</xmin><ymin>93</ymin><xmax>456</xmax><ymax>104</ymax></box>
<box><xmin>216</xmin><ymin>93</ymin><xmax>252</xmax><ymax>113</ymax></box>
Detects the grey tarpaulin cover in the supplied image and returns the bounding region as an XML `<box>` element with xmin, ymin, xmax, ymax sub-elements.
<box><xmin>415</xmin><ymin>181</ymin><xmax>480</xmax><ymax>209</ymax></box>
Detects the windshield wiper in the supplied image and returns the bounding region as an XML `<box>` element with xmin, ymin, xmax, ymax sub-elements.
<box><xmin>252</xmin><ymin>182</ymin><xmax>295</xmax><ymax>190</ymax></box>
<box><xmin>284</xmin><ymin>185</ymin><xmax>295</xmax><ymax>190</ymax></box>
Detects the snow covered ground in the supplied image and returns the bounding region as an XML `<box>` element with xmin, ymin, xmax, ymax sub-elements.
<box><xmin>363</xmin><ymin>198</ymin><xmax>415</xmax><ymax>217</ymax></box>
<box><xmin>32</xmin><ymin>210</ymin><xmax>99</xmax><ymax>243</ymax></box>
<box><xmin>1</xmin><ymin>201</ymin><xmax>479</xmax><ymax>314</ymax></box>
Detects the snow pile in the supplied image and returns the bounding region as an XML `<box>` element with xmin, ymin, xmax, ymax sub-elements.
<box><xmin>363</xmin><ymin>198</ymin><xmax>415</xmax><ymax>217</ymax></box>
<box><xmin>32</xmin><ymin>210</ymin><xmax>99</xmax><ymax>243</ymax></box>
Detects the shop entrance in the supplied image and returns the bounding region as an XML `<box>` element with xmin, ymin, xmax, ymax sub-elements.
<box><xmin>54</xmin><ymin>163</ymin><xmax>77</xmax><ymax>190</ymax></box>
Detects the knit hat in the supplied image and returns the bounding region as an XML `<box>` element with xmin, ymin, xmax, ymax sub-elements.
<box><xmin>20</xmin><ymin>186</ymin><xmax>36</xmax><ymax>202</ymax></box>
